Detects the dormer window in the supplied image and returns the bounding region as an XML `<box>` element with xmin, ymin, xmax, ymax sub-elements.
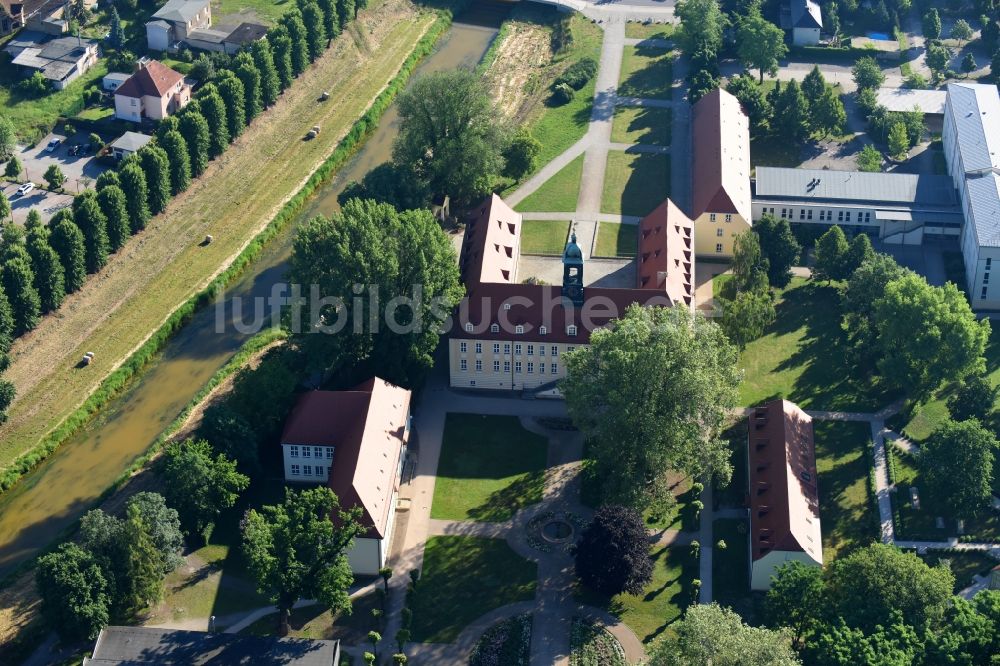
<box><xmin>539</xmin><ymin>326</ymin><xmax>547</xmax><ymax>335</ymax></box>
<box><xmin>567</xmin><ymin>325</ymin><xmax>577</xmax><ymax>336</ymax></box>
<box><xmin>504</xmin><ymin>303</ymin><xmax>511</xmax><ymax>310</ymax></box>
<box><xmin>515</xmin><ymin>325</ymin><xmax>524</xmax><ymax>334</ymax></box>
<box><xmin>490</xmin><ymin>323</ymin><xmax>499</xmax><ymax>333</ymax></box>
<box><xmin>465</xmin><ymin>323</ymin><xmax>474</xmax><ymax>332</ymax></box>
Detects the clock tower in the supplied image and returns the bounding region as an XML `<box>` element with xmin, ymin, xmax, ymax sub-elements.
<box><xmin>561</xmin><ymin>229</ymin><xmax>584</xmax><ymax>306</ymax></box>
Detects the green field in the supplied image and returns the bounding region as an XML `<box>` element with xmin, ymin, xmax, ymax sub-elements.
<box><xmin>0</xmin><ymin>60</ymin><xmax>109</xmax><ymax>142</ymax></box>
<box><xmin>410</xmin><ymin>536</ymin><xmax>537</xmax><ymax>643</ymax></box>
<box><xmin>212</xmin><ymin>0</ymin><xmax>295</xmax><ymax>24</ymax></box>
<box><xmin>431</xmin><ymin>414</ymin><xmax>548</xmax><ymax>522</ymax></box>
<box><xmin>617</xmin><ymin>45</ymin><xmax>674</xmax><ymax>100</ymax></box>
<box><xmin>594</xmin><ymin>222</ymin><xmax>637</xmax><ymax>257</ymax></box>
<box><xmin>515</xmin><ymin>153</ymin><xmax>584</xmax><ymax>213</ymax></box>
<box><xmin>601</xmin><ymin>151</ymin><xmax>670</xmax><ymax>217</ymax></box>
<box><xmin>624</xmin><ymin>21</ymin><xmax>673</xmax><ymax>41</ymax></box>
<box><xmin>814</xmin><ymin>420</ymin><xmax>877</xmax><ymax>561</ymax></box>
<box><xmin>521</xmin><ymin>220</ymin><xmax>571</xmax><ymax>255</ymax></box>
<box><xmin>611</xmin><ymin>106</ymin><xmax>672</xmax><ymax>146</ymax></box>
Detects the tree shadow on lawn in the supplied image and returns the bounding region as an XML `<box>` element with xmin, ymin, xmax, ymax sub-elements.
<box><xmin>813</xmin><ymin>421</ymin><xmax>878</xmax><ymax>558</ymax></box>
<box><xmin>466</xmin><ymin>470</ymin><xmax>546</xmax><ymax>522</ymax></box>
<box><xmin>614</xmin><ymin>152</ymin><xmax>670</xmax><ymax>218</ymax></box>
<box><xmin>618</xmin><ymin>46</ymin><xmax>674</xmax><ymax>99</ymax></box>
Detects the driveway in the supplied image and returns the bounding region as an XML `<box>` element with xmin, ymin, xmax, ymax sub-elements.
<box><xmin>1</xmin><ymin>181</ymin><xmax>74</xmax><ymax>226</ymax></box>
<box><xmin>15</xmin><ymin>132</ymin><xmax>108</xmax><ymax>193</ymax></box>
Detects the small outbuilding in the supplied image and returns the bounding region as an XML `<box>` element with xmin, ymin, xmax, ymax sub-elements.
<box><xmin>790</xmin><ymin>0</ymin><xmax>822</xmax><ymax>45</ymax></box>
<box><xmin>108</xmin><ymin>131</ymin><xmax>152</xmax><ymax>160</ymax></box>
<box><xmin>102</xmin><ymin>71</ymin><xmax>131</xmax><ymax>92</ymax></box>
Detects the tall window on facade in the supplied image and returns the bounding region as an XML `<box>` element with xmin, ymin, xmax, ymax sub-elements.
<box><xmin>290</xmin><ymin>445</ymin><xmax>300</xmax><ymax>458</ymax></box>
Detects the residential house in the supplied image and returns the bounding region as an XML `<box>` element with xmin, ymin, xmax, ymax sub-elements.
<box><xmin>448</xmin><ymin>194</ymin><xmax>694</xmax><ymax>392</ymax></box>
<box><xmin>108</xmin><ymin>131</ymin><xmax>152</xmax><ymax>160</ymax></box>
<box><xmin>84</xmin><ymin>626</ymin><xmax>340</xmax><ymax>664</ymax></box>
<box><xmin>280</xmin><ymin>378</ymin><xmax>411</xmax><ymax>576</ymax></box>
<box><xmin>690</xmin><ymin>87</ymin><xmax>752</xmax><ymax>258</ymax></box>
<box><xmin>114</xmin><ymin>60</ymin><xmax>191</xmax><ymax>122</ymax></box>
<box><xmin>8</xmin><ymin>33</ymin><xmax>99</xmax><ymax>90</ymax></box>
<box><xmin>747</xmin><ymin>399</ymin><xmax>823</xmax><ymax>591</ymax></box>
<box><xmin>790</xmin><ymin>0</ymin><xmax>822</xmax><ymax>45</ymax></box>
<box><xmin>145</xmin><ymin>0</ymin><xmax>211</xmax><ymax>51</ymax></box>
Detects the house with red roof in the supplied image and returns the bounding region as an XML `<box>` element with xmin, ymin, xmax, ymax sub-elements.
<box><xmin>114</xmin><ymin>60</ymin><xmax>191</xmax><ymax>123</ymax></box>
<box><xmin>747</xmin><ymin>399</ymin><xmax>823</xmax><ymax>590</ymax></box>
<box><xmin>280</xmin><ymin>378</ymin><xmax>411</xmax><ymax>576</ymax></box>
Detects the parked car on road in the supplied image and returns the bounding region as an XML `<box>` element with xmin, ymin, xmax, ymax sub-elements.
<box><xmin>45</xmin><ymin>138</ymin><xmax>61</xmax><ymax>152</ymax></box>
<box><xmin>15</xmin><ymin>182</ymin><xmax>35</xmax><ymax>197</ymax></box>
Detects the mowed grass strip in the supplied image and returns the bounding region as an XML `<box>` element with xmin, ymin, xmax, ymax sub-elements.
<box><xmin>521</xmin><ymin>220</ymin><xmax>571</xmax><ymax>255</ymax></box>
<box><xmin>0</xmin><ymin>0</ymin><xmax>436</xmax><ymax>467</ymax></box>
<box><xmin>814</xmin><ymin>420</ymin><xmax>877</xmax><ymax>561</ymax></box>
<box><xmin>212</xmin><ymin>0</ymin><xmax>294</xmax><ymax>24</ymax></box>
<box><xmin>617</xmin><ymin>45</ymin><xmax>674</xmax><ymax>100</ymax></box>
<box><xmin>611</xmin><ymin>106</ymin><xmax>672</xmax><ymax>146</ymax></box>
<box><xmin>594</xmin><ymin>221</ymin><xmax>637</xmax><ymax>257</ymax></box>
<box><xmin>601</xmin><ymin>151</ymin><xmax>670</xmax><ymax>217</ymax></box>
<box><xmin>410</xmin><ymin>536</ymin><xmax>537</xmax><ymax>643</ymax></box>
<box><xmin>624</xmin><ymin>21</ymin><xmax>673</xmax><ymax>41</ymax></box>
<box><xmin>431</xmin><ymin>413</ymin><xmax>548</xmax><ymax>522</ymax></box>
<box><xmin>515</xmin><ymin>153</ymin><xmax>585</xmax><ymax>213</ymax></box>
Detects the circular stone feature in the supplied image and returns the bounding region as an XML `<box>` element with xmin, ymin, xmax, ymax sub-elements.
<box><xmin>542</xmin><ymin>519</ymin><xmax>574</xmax><ymax>543</ymax></box>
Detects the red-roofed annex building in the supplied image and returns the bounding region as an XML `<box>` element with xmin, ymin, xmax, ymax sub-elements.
<box><xmin>114</xmin><ymin>59</ymin><xmax>191</xmax><ymax>122</ymax></box>
<box><xmin>448</xmin><ymin>194</ymin><xmax>695</xmax><ymax>392</ymax></box>
<box><xmin>747</xmin><ymin>399</ymin><xmax>823</xmax><ymax>590</ymax></box>
<box><xmin>280</xmin><ymin>378</ymin><xmax>411</xmax><ymax>575</ymax></box>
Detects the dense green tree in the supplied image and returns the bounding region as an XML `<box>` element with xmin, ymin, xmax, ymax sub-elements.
<box><xmin>721</xmin><ymin>289</ymin><xmax>775</xmax><ymax>349</ymax></box>
<box><xmin>962</xmin><ymin>52</ymin><xmax>978</xmax><ymax>76</ymax></box>
<box><xmin>857</xmin><ymin>143</ymin><xmax>882</xmax><ymax>171</ymax></box>
<box><xmin>251</xmin><ymin>40</ymin><xmax>281</xmax><ymax>107</ymax></box>
<box><xmin>234</xmin><ymin>52</ymin><xmax>263</xmax><ymax>123</ymax></box>
<box><xmin>119</xmin><ymin>161</ymin><xmax>151</xmax><ymax>233</ymax></box>
<box><xmin>726</xmin><ymin>74</ymin><xmax>772</xmax><ymax>134</ymax></box>
<box><xmin>198</xmin><ymin>87</ymin><xmax>230</xmax><ymax>157</ymax></box>
<box><xmin>281</xmin><ymin>10</ymin><xmax>310</xmax><ymax>76</ymax></box>
<box><xmin>983</xmin><ymin>19</ymin><xmax>1000</xmax><ymax>55</ymax></box>
<box><xmin>4</xmin><ymin>155</ymin><xmax>21</xmax><ymax>180</ymax></box>
<box><xmin>826</xmin><ymin>543</ymin><xmax>954</xmax><ymax>632</ymax></box>
<box><xmin>394</xmin><ymin>70</ymin><xmax>509</xmax><ymax>202</ymax></box>
<box><xmin>49</xmin><ymin>214</ymin><xmax>87</xmax><ymax>293</ymax></box>
<box><xmin>159</xmin><ymin>439</ymin><xmax>249</xmax><ymax>538</ymax></box>
<box><xmin>95</xmin><ymin>169</ymin><xmax>120</xmax><ymax>190</ymax></box>
<box><xmin>811</xmin><ymin>87</ymin><xmax>847</xmax><ymax>137</ymax></box>
<box><xmin>338</xmin><ymin>162</ymin><xmax>431</xmax><ymax>211</ymax></box>
<box><xmin>574</xmin><ymin>505</ymin><xmax>653</xmax><ymax>596</ymax></box>
<box><xmin>338</xmin><ymin>0</ymin><xmax>354</xmax><ymax>28</ymax></box>
<box><xmin>920</xmin><ymin>419</ymin><xmax>997</xmax><ymax>520</ymax></box>
<box><xmin>216</xmin><ymin>73</ymin><xmax>247</xmax><ymax>140</ymax></box>
<box><xmin>502</xmin><ymin>128</ymin><xmax>541</xmax><ymax>180</ymax></box>
<box><xmin>242</xmin><ymin>487</ymin><xmax>365</xmax><ymax>634</ymax></box>
<box><xmin>951</xmin><ymin>18</ymin><xmax>973</xmax><ymax>45</ymax></box>
<box><xmin>126</xmin><ymin>492</ymin><xmax>184</xmax><ymax>573</ymax></box>
<box><xmin>302</xmin><ymin>2</ymin><xmax>328</xmax><ymax>60</ymax></box>
<box><xmin>190</xmin><ymin>54</ymin><xmax>214</xmax><ymax>82</ymax></box>
<box><xmin>922</xmin><ymin>8</ymin><xmax>941</xmax><ymax>40</ymax></box>
<box><xmin>2</xmin><ymin>256</ymin><xmax>40</xmax><ymax>334</ymax></box>
<box><xmin>675</xmin><ymin>0</ymin><xmax>726</xmax><ymax>55</ymax></box>
<box><xmin>801</xmin><ymin>65</ymin><xmax>826</xmax><ymax>105</ymax></box>
<box><xmin>44</xmin><ymin>164</ymin><xmax>65</xmax><ymax>191</ymax></box>
<box><xmin>198</xmin><ymin>403</ymin><xmax>260</xmax><ymax>476</ymax></box>
<box><xmin>24</xmin><ymin>208</ymin><xmax>41</xmax><ymax>231</ymax></box>
<box><xmin>731</xmin><ymin>229</ymin><xmax>769</xmax><ymax>293</ymax></box>
<box><xmin>269</xmin><ymin>26</ymin><xmax>295</xmax><ymax>90</ymax></box>
<box><xmin>119</xmin><ymin>502</ymin><xmax>166</xmax><ymax>613</ymax></box>
<box><xmin>805</xmin><ymin>617</ymin><xmax>922</xmax><ymax>666</ymax></box>
<box><xmin>159</xmin><ymin>130</ymin><xmax>191</xmax><ymax>195</ymax></box>
<box><xmin>773</xmin><ymin>79</ymin><xmax>809</xmax><ymax>141</ymax></box>
<box><xmin>926</xmin><ymin>43</ymin><xmax>952</xmax><ymax>80</ymax></box>
<box><xmin>25</xmin><ymin>227</ymin><xmax>65</xmax><ymax>313</ymax></box>
<box><xmin>766</xmin><ymin>562</ymin><xmax>826</xmax><ymax>644</ymax></box>
<box><xmin>874</xmin><ymin>275</ymin><xmax>988</xmax><ymax>398</ymax></box>
<box><xmin>290</xmin><ymin>199</ymin><xmax>462</xmax><ymax>383</ymax></box>
<box><xmin>888</xmin><ymin>122</ymin><xmax>909</xmax><ymax>160</ymax></box>
<box><xmin>0</xmin><ymin>283</ymin><xmax>11</xmax><ymax>353</ymax></box>
<box><xmin>317</xmin><ymin>0</ymin><xmax>339</xmax><ymax>39</ymax></box>
<box><xmin>35</xmin><ymin>543</ymin><xmax>110</xmax><ymax>642</ymax></box>
<box><xmin>179</xmin><ymin>111</ymin><xmax>211</xmax><ymax>177</ymax></box>
<box><xmin>813</xmin><ymin>225</ymin><xmax>849</xmax><ymax>281</ymax></box>
<box><xmin>687</xmin><ymin>68</ymin><xmax>722</xmax><ymax>104</ymax></box>
<box><xmin>754</xmin><ymin>214</ymin><xmax>800</xmax><ymax>288</ymax></box>
<box><xmin>736</xmin><ymin>10</ymin><xmax>787</xmax><ymax>82</ymax></box>
<box><xmin>852</xmin><ymin>56</ymin><xmax>885</xmax><ymax>90</ymax></box>
<box><xmin>844</xmin><ymin>233</ymin><xmax>874</xmax><ymax>276</ymax></box>
<box><xmin>138</xmin><ymin>145</ymin><xmax>172</xmax><ymax>215</ymax></box>
<box><xmin>946</xmin><ymin>373</ymin><xmax>998</xmax><ymax>423</ymax></box>
<box><xmin>648</xmin><ymin>603</ymin><xmax>800</xmax><ymax>665</ymax></box>
<box><xmin>927</xmin><ymin>595</ymin><xmax>996</xmax><ymax>664</ymax></box>
<box><xmin>227</xmin><ymin>349</ymin><xmax>300</xmax><ymax>445</ymax></box>
<box><xmin>842</xmin><ymin>254</ymin><xmax>908</xmax><ymax>365</ymax></box>
<box><xmin>0</xmin><ymin>193</ymin><xmax>10</xmax><ymax>223</ymax></box>
<box><xmin>73</xmin><ymin>191</ymin><xmax>109</xmax><ymax>273</ymax></box>
<box><xmin>0</xmin><ymin>115</ymin><xmax>14</xmax><ymax>160</ymax></box>
<box><xmin>562</xmin><ymin>305</ymin><xmax>740</xmax><ymax>511</ymax></box>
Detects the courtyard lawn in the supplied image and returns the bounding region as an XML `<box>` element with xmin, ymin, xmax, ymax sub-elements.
<box><xmin>578</xmin><ymin>544</ymin><xmax>697</xmax><ymax>644</ymax></box>
<box><xmin>611</xmin><ymin>106</ymin><xmax>672</xmax><ymax>146</ymax></box>
<box><xmin>714</xmin><ymin>420</ymin><xmax>748</xmax><ymax>509</ymax></box>
<box><xmin>713</xmin><ymin>518</ymin><xmax>761</xmax><ymax>621</ymax></box>
<box><xmin>515</xmin><ymin>154</ymin><xmax>585</xmax><ymax>213</ymax></box>
<box><xmin>521</xmin><ymin>219</ymin><xmax>571</xmax><ymax>255</ymax></box>
<box><xmin>431</xmin><ymin>414</ymin><xmax>548</xmax><ymax>522</ymax></box>
<box><xmin>594</xmin><ymin>222</ymin><xmax>637</xmax><ymax>257</ymax></box>
<box><xmin>239</xmin><ymin>591</ymin><xmax>379</xmax><ymax>641</ymax></box>
<box><xmin>410</xmin><ymin>536</ymin><xmax>537</xmax><ymax>643</ymax></box>
<box><xmin>601</xmin><ymin>151</ymin><xmax>670</xmax><ymax>218</ymax></box>
<box><xmin>750</xmin><ymin>134</ymin><xmax>802</xmax><ymax>170</ymax></box>
<box><xmin>917</xmin><ymin>550</ymin><xmax>998</xmax><ymax>593</ymax></box>
<box><xmin>624</xmin><ymin>21</ymin><xmax>673</xmax><ymax>41</ymax></box>
<box><xmin>617</xmin><ymin>45</ymin><xmax>674</xmax><ymax>100</ymax></box>
<box><xmin>814</xmin><ymin>421</ymin><xmax>878</xmax><ymax>561</ymax></box>
<box><xmin>737</xmin><ymin>279</ymin><xmax>894</xmax><ymax>411</ymax></box>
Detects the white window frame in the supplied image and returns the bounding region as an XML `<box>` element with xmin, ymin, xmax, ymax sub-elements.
<box><xmin>291</xmin><ymin>464</ymin><xmax>301</xmax><ymax>476</ymax></box>
<box><xmin>290</xmin><ymin>445</ymin><xmax>300</xmax><ymax>458</ymax></box>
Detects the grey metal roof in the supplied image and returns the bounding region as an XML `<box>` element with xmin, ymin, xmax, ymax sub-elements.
<box><xmin>186</xmin><ymin>27</ymin><xmax>230</xmax><ymax>44</ymax></box>
<box><xmin>85</xmin><ymin>626</ymin><xmax>339</xmax><ymax>665</ymax></box>
<box><xmin>151</xmin><ymin>0</ymin><xmax>209</xmax><ymax>24</ymax></box>
<box><xmin>109</xmin><ymin>131</ymin><xmax>153</xmax><ymax>153</ymax></box>
<box><xmin>791</xmin><ymin>0</ymin><xmax>822</xmax><ymax>29</ymax></box>
<box><xmin>753</xmin><ymin>167</ymin><xmax>957</xmax><ymax>207</ymax></box>
<box><xmin>876</xmin><ymin>87</ymin><xmax>947</xmax><ymax>114</ymax></box>
<box><xmin>964</xmin><ymin>172</ymin><xmax>1000</xmax><ymax>247</ymax></box>
<box><xmin>945</xmin><ymin>82</ymin><xmax>1000</xmax><ymax>246</ymax></box>
<box><xmin>104</xmin><ymin>72</ymin><xmax>132</xmax><ymax>83</ymax></box>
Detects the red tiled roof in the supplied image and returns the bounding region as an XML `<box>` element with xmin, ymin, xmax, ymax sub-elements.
<box><xmin>691</xmin><ymin>88</ymin><xmax>751</xmax><ymax>222</ymax></box>
<box><xmin>115</xmin><ymin>60</ymin><xmax>184</xmax><ymax>99</ymax></box>
<box><xmin>636</xmin><ymin>198</ymin><xmax>695</xmax><ymax>307</ymax></box>
<box><xmin>747</xmin><ymin>400</ymin><xmax>822</xmax><ymax>564</ymax></box>
<box><xmin>460</xmin><ymin>194</ymin><xmax>520</xmax><ymax>286</ymax></box>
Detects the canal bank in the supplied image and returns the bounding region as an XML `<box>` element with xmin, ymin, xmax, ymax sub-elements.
<box><xmin>0</xmin><ymin>7</ymin><xmax>502</xmax><ymax>579</ymax></box>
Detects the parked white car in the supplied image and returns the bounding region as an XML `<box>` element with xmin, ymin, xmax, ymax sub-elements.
<box><xmin>15</xmin><ymin>182</ymin><xmax>35</xmax><ymax>197</ymax></box>
<box><xmin>45</xmin><ymin>138</ymin><xmax>61</xmax><ymax>152</ymax></box>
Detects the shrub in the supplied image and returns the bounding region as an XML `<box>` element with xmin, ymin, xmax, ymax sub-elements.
<box><xmin>555</xmin><ymin>56</ymin><xmax>597</xmax><ymax>90</ymax></box>
<box><xmin>19</xmin><ymin>72</ymin><xmax>50</xmax><ymax>97</ymax></box>
<box><xmin>551</xmin><ymin>82</ymin><xmax>575</xmax><ymax>105</ymax></box>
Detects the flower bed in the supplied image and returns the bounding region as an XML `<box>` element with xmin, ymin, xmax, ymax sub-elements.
<box><xmin>469</xmin><ymin>614</ymin><xmax>532</xmax><ymax>666</ymax></box>
<box><xmin>526</xmin><ymin>510</ymin><xmax>588</xmax><ymax>553</ymax></box>
<box><xmin>569</xmin><ymin>618</ymin><xmax>626</xmax><ymax>666</ymax></box>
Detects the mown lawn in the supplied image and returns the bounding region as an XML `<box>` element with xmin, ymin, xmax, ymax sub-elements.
<box><xmin>624</xmin><ymin>21</ymin><xmax>673</xmax><ymax>41</ymax></box>
<box><xmin>212</xmin><ymin>0</ymin><xmax>295</xmax><ymax>24</ymax></box>
<box><xmin>814</xmin><ymin>420</ymin><xmax>877</xmax><ymax>561</ymax></box>
<box><xmin>515</xmin><ymin>153</ymin><xmax>584</xmax><ymax>213</ymax></box>
<box><xmin>594</xmin><ymin>222</ymin><xmax>637</xmax><ymax>257</ymax></box>
<box><xmin>713</xmin><ymin>518</ymin><xmax>761</xmax><ymax>621</ymax></box>
<box><xmin>410</xmin><ymin>536</ymin><xmax>537</xmax><ymax>643</ymax></box>
<box><xmin>431</xmin><ymin>414</ymin><xmax>548</xmax><ymax>522</ymax></box>
<box><xmin>239</xmin><ymin>591</ymin><xmax>379</xmax><ymax>642</ymax></box>
<box><xmin>521</xmin><ymin>219</ymin><xmax>571</xmax><ymax>255</ymax></box>
<box><xmin>577</xmin><ymin>544</ymin><xmax>697</xmax><ymax>644</ymax></box>
<box><xmin>0</xmin><ymin>59</ymin><xmax>109</xmax><ymax>142</ymax></box>
<box><xmin>601</xmin><ymin>151</ymin><xmax>670</xmax><ymax>217</ymax></box>
<box><xmin>611</xmin><ymin>106</ymin><xmax>672</xmax><ymax>146</ymax></box>
<box><xmin>617</xmin><ymin>45</ymin><xmax>674</xmax><ymax>100</ymax></box>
